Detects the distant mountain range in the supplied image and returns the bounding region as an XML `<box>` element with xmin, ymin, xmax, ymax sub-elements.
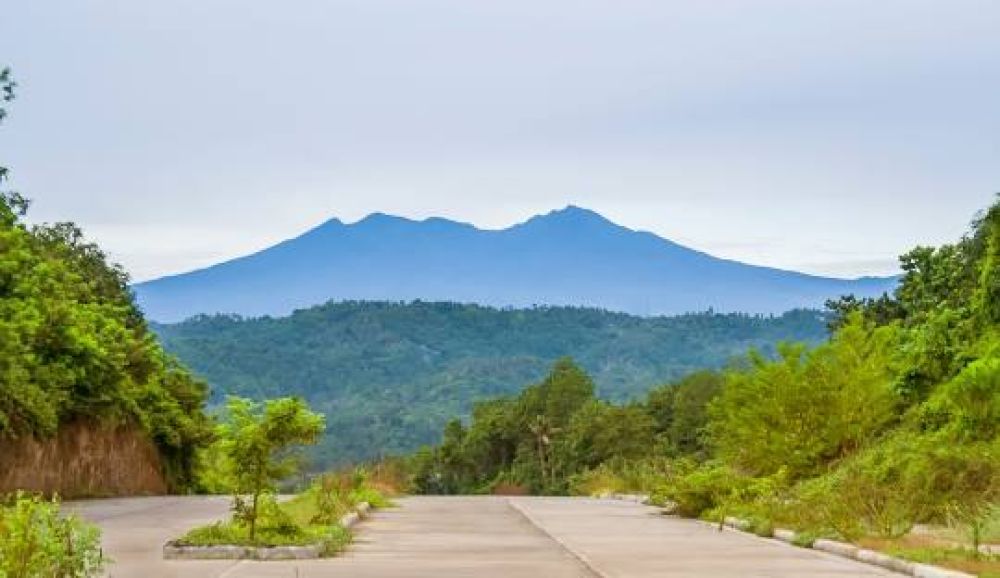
<box><xmin>134</xmin><ymin>206</ymin><xmax>897</xmax><ymax>322</ymax></box>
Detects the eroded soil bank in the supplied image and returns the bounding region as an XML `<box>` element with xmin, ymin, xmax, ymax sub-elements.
<box><xmin>0</xmin><ymin>420</ymin><xmax>167</xmax><ymax>497</ymax></box>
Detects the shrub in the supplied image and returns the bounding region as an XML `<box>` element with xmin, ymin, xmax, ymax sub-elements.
<box><xmin>0</xmin><ymin>493</ymin><xmax>104</xmax><ymax>578</ymax></box>
<box><xmin>568</xmin><ymin>457</ymin><xmax>675</xmax><ymax>497</ymax></box>
<box><xmin>304</xmin><ymin>475</ymin><xmax>353</xmax><ymax>526</ymax></box>
<box><xmin>709</xmin><ymin>320</ymin><xmax>899</xmax><ymax>479</ymax></box>
<box><xmin>657</xmin><ymin>462</ymin><xmax>747</xmax><ymax>519</ymax></box>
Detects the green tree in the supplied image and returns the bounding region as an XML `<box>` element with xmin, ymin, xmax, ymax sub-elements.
<box><xmin>219</xmin><ymin>397</ymin><xmax>325</xmax><ymax>539</ymax></box>
<box><xmin>644</xmin><ymin>370</ymin><xmax>723</xmax><ymax>457</ymax></box>
<box><xmin>974</xmin><ymin>197</ymin><xmax>1000</xmax><ymax>325</ymax></box>
<box><xmin>558</xmin><ymin>401</ymin><xmax>656</xmax><ymax>471</ymax></box>
<box><xmin>0</xmin><ymin>66</ymin><xmax>15</xmax><ymax>186</ymax></box>
<box><xmin>709</xmin><ymin>316</ymin><xmax>899</xmax><ymax>478</ymax></box>
<box><xmin>528</xmin><ymin>414</ymin><xmax>559</xmax><ymax>489</ymax></box>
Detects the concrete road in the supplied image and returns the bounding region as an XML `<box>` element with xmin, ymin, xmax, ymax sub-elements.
<box><xmin>71</xmin><ymin>495</ymin><xmax>900</xmax><ymax>577</ymax></box>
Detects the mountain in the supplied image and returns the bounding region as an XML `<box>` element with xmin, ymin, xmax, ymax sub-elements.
<box><xmin>151</xmin><ymin>302</ymin><xmax>830</xmax><ymax>467</ymax></box>
<box><xmin>133</xmin><ymin>206</ymin><xmax>897</xmax><ymax>322</ymax></box>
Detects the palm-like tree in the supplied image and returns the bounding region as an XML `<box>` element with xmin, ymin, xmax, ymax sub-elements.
<box><xmin>528</xmin><ymin>415</ymin><xmax>560</xmax><ymax>489</ymax></box>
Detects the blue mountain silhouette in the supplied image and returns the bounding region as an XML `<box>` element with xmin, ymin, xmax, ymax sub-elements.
<box><xmin>134</xmin><ymin>206</ymin><xmax>897</xmax><ymax>322</ymax></box>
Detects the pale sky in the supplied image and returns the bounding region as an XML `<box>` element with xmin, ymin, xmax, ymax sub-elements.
<box><xmin>2</xmin><ymin>0</ymin><xmax>998</xmax><ymax>281</ymax></box>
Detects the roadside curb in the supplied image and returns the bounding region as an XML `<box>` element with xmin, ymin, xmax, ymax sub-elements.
<box><xmin>719</xmin><ymin>517</ymin><xmax>975</xmax><ymax>578</ymax></box>
<box><xmin>506</xmin><ymin>499</ymin><xmax>610</xmax><ymax>578</ymax></box>
<box><xmin>595</xmin><ymin>495</ymin><xmax>978</xmax><ymax>578</ymax></box>
<box><xmin>163</xmin><ymin>501</ymin><xmax>372</xmax><ymax>560</ymax></box>
<box><xmin>595</xmin><ymin>492</ymin><xmax>650</xmax><ymax>504</ymax></box>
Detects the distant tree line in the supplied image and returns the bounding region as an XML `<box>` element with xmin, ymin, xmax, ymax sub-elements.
<box><xmin>153</xmin><ymin>302</ymin><xmax>829</xmax><ymax>468</ymax></box>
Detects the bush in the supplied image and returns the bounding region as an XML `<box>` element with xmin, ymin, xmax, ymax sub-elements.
<box><xmin>0</xmin><ymin>493</ymin><xmax>104</xmax><ymax>577</ymax></box>
<box><xmin>654</xmin><ymin>462</ymin><xmax>748</xmax><ymax>519</ymax></box>
<box><xmin>568</xmin><ymin>458</ymin><xmax>675</xmax><ymax>497</ymax></box>
<box><xmin>709</xmin><ymin>320</ymin><xmax>900</xmax><ymax>479</ymax></box>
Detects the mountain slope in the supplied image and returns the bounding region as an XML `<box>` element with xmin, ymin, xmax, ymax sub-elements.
<box><xmin>152</xmin><ymin>302</ymin><xmax>830</xmax><ymax>466</ymax></box>
<box><xmin>134</xmin><ymin>206</ymin><xmax>897</xmax><ymax>322</ymax></box>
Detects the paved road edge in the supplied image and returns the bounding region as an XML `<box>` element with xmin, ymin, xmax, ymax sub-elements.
<box><xmin>719</xmin><ymin>516</ymin><xmax>973</xmax><ymax>578</ymax></box>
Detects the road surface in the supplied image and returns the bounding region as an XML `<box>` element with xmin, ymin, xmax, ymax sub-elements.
<box><xmin>70</xmin><ymin>495</ymin><xmax>900</xmax><ymax>577</ymax></box>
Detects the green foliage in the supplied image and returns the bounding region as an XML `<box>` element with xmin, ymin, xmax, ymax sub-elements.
<box><xmin>153</xmin><ymin>303</ymin><xmax>828</xmax><ymax>467</ymax></box>
<box><xmin>181</xmin><ymin>466</ymin><xmax>387</xmax><ymax>557</ymax></box>
<box><xmin>921</xmin><ymin>357</ymin><xmax>1000</xmax><ymax>441</ymax></box>
<box><xmin>709</xmin><ymin>316</ymin><xmax>900</xmax><ymax>478</ymax></box>
<box><xmin>0</xmin><ymin>67</ymin><xmax>14</xmax><ymax>188</ymax></box>
<box><xmin>568</xmin><ymin>457</ymin><xmax>674</xmax><ymax>497</ymax></box>
<box><xmin>218</xmin><ymin>397</ymin><xmax>325</xmax><ymax>539</ymax></box>
<box><xmin>975</xmin><ymin>199</ymin><xmax>1000</xmax><ymax>324</ymax></box>
<box><xmin>645</xmin><ymin>370</ymin><xmax>723</xmax><ymax>458</ymax></box>
<box><xmin>193</xmin><ymin>440</ymin><xmax>236</xmax><ymax>494</ymax></box>
<box><xmin>0</xmin><ymin>492</ymin><xmax>104</xmax><ymax>578</ymax></box>
<box><xmin>408</xmin><ymin>361</ymin><xmax>729</xmax><ymax>496</ymax></box>
<box><xmin>178</xmin><ymin>509</ymin><xmax>350</xmax><ymax>556</ymax></box>
<box><xmin>0</xmin><ymin>80</ymin><xmax>210</xmax><ymax>490</ymax></box>
<box><xmin>657</xmin><ymin>461</ymin><xmax>748</xmax><ymax>519</ymax></box>
<box><xmin>408</xmin><ymin>358</ymin><xmax>601</xmax><ymax>494</ymax></box>
<box><xmin>556</xmin><ymin>401</ymin><xmax>656</xmax><ymax>474</ymax></box>
<box><xmin>0</xmin><ymin>67</ymin><xmax>13</xmax><ymax>124</ymax></box>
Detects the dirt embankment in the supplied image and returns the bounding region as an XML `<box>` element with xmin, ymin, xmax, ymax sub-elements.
<box><xmin>0</xmin><ymin>421</ymin><xmax>167</xmax><ymax>497</ymax></box>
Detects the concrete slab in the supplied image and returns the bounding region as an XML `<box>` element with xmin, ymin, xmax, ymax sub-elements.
<box><xmin>508</xmin><ymin>496</ymin><xmax>901</xmax><ymax>577</ymax></box>
<box><xmin>71</xmin><ymin>495</ymin><xmax>905</xmax><ymax>577</ymax></box>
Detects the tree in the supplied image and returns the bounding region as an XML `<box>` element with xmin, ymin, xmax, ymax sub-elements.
<box><xmin>644</xmin><ymin>371</ymin><xmax>723</xmax><ymax>457</ymax></box>
<box><xmin>528</xmin><ymin>414</ymin><xmax>559</xmax><ymax>488</ymax></box>
<box><xmin>558</xmin><ymin>401</ymin><xmax>655</xmax><ymax>471</ymax></box>
<box><xmin>709</xmin><ymin>316</ymin><xmax>900</xmax><ymax>478</ymax></box>
<box><xmin>1</xmin><ymin>67</ymin><xmax>15</xmax><ymax>189</ymax></box>
<box><xmin>974</xmin><ymin>196</ymin><xmax>1000</xmax><ymax>324</ymax></box>
<box><xmin>219</xmin><ymin>396</ymin><xmax>325</xmax><ymax>540</ymax></box>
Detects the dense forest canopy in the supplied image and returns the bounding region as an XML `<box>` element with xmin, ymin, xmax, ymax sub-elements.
<box><xmin>153</xmin><ymin>303</ymin><xmax>829</xmax><ymax>467</ymax></box>
<box><xmin>409</xmin><ymin>196</ymin><xmax>1000</xmax><ymax>553</ymax></box>
<box><xmin>0</xmin><ymin>70</ymin><xmax>210</xmax><ymax>489</ymax></box>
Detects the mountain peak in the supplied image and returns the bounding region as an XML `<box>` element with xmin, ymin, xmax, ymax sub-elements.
<box><xmin>548</xmin><ymin>205</ymin><xmax>608</xmax><ymax>221</ymax></box>
<box><xmin>516</xmin><ymin>205</ymin><xmax>619</xmax><ymax>231</ymax></box>
<box><xmin>356</xmin><ymin>212</ymin><xmax>411</xmax><ymax>226</ymax></box>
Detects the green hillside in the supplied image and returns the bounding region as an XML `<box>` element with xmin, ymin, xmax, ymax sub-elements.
<box><xmin>152</xmin><ymin>303</ymin><xmax>828</xmax><ymax>466</ymax></box>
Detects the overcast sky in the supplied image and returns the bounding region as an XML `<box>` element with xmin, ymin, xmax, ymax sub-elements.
<box><xmin>2</xmin><ymin>1</ymin><xmax>998</xmax><ymax>281</ymax></box>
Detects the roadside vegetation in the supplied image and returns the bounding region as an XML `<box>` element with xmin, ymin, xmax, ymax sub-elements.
<box><xmin>0</xmin><ymin>493</ymin><xmax>104</xmax><ymax>578</ymax></box>
<box><xmin>177</xmin><ymin>396</ymin><xmax>391</xmax><ymax>555</ymax></box>
<box><xmin>0</xmin><ymin>67</ymin><xmax>211</xmax><ymax>492</ymax></box>
<box><xmin>407</xmin><ymin>196</ymin><xmax>1000</xmax><ymax>576</ymax></box>
<box><xmin>0</xmin><ymin>66</ymin><xmax>207</xmax><ymax>577</ymax></box>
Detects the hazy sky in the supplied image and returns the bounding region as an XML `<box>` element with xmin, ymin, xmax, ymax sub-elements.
<box><xmin>2</xmin><ymin>1</ymin><xmax>999</xmax><ymax>281</ymax></box>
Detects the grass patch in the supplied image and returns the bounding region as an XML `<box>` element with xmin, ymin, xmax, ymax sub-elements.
<box><xmin>178</xmin><ymin>521</ymin><xmax>350</xmax><ymax>556</ymax></box>
<box><xmin>859</xmin><ymin>536</ymin><xmax>1000</xmax><ymax>577</ymax></box>
<box><xmin>175</xmin><ymin>492</ymin><xmax>352</xmax><ymax>556</ymax></box>
<box><xmin>176</xmin><ymin>469</ymin><xmax>393</xmax><ymax>558</ymax></box>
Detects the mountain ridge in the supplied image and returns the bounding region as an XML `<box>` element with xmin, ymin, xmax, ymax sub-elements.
<box><xmin>134</xmin><ymin>206</ymin><xmax>898</xmax><ymax>322</ymax></box>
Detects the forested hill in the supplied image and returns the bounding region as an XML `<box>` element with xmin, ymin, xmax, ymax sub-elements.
<box><xmin>134</xmin><ymin>206</ymin><xmax>897</xmax><ymax>322</ymax></box>
<box><xmin>152</xmin><ymin>302</ymin><xmax>829</xmax><ymax>466</ymax></box>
